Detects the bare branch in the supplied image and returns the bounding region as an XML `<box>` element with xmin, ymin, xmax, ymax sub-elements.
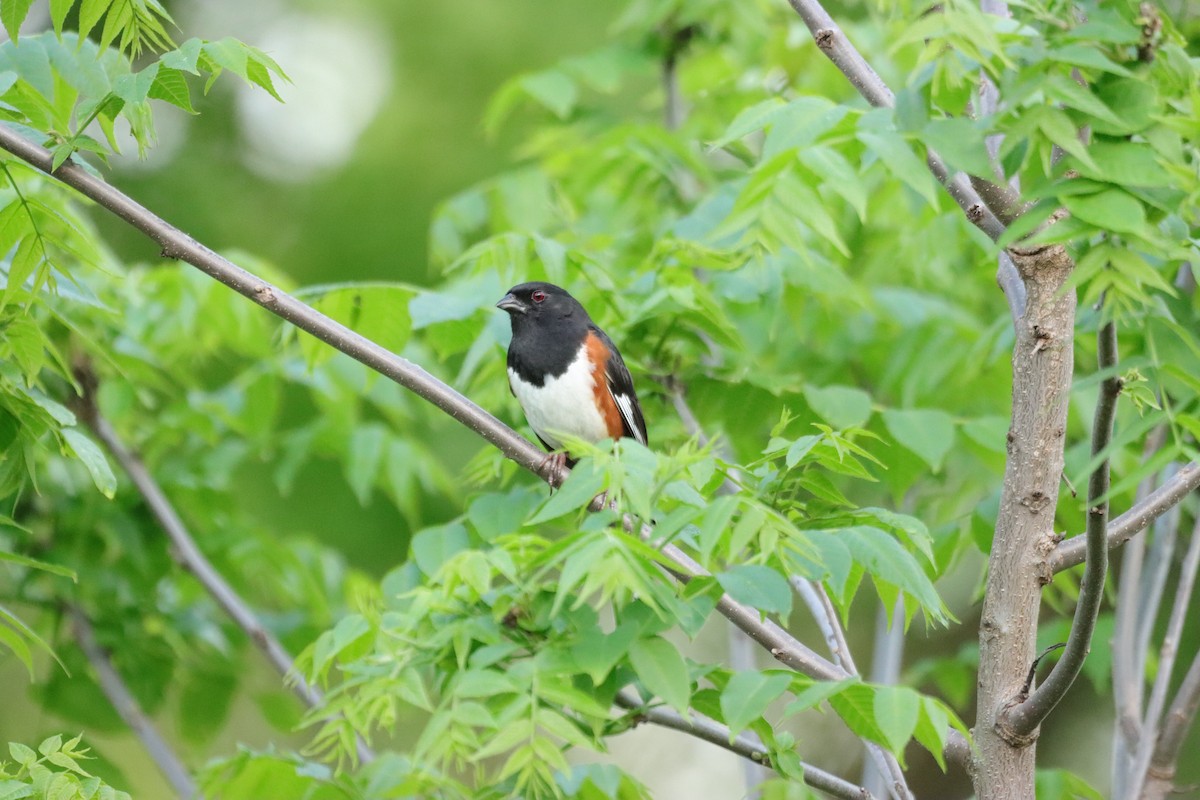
<box><xmin>1151</xmin><ymin>640</ymin><xmax>1200</xmax><ymax>782</ymax></box>
<box><xmin>1052</xmin><ymin>461</ymin><xmax>1200</xmax><ymax>573</ymax></box>
<box><xmin>75</xmin><ymin>387</ymin><xmax>320</xmax><ymax>708</ymax></box>
<box><xmin>70</xmin><ymin>607</ymin><xmax>196</xmax><ymax>799</ymax></box>
<box><xmin>1006</xmin><ymin>320</ymin><xmax>1120</xmax><ymax>736</ymax></box>
<box><xmin>791</xmin><ymin>577</ymin><xmax>857</xmax><ymax>674</ymax></box>
<box><xmin>70</xmin><ymin>372</ymin><xmax>375</xmax><ymax>764</ymax></box>
<box><xmin>1111</xmin><ymin>429</ymin><xmax>1169</xmax><ymax>797</ymax></box>
<box><xmin>614</xmin><ymin>690</ymin><xmax>876</xmax><ymax>800</ymax></box>
<box><xmin>1131</xmin><ymin>514</ymin><xmax>1200</xmax><ymax>797</ymax></box>
<box><xmin>781</xmin><ymin>0</ymin><xmax>1006</xmax><ymax>240</ymax></box>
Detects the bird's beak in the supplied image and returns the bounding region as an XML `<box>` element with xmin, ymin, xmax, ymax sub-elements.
<box><xmin>496</xmin><ymin>293</ymin><xmax>526</xmax><ymax>314</ymax></box>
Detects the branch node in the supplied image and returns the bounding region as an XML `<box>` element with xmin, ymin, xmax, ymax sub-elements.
<box><xmin>253</xmin><ymin>284</ymin><xmax>276</xmax><ymax>305</ymax></box>
<box><xmin>995</xmin><ymin>707</ymin><xmax>1040</xmax><ymax>748</ymax></box>
<box><xmin>814</xmin><ymin>28</ymin><xmax>835</xmax><ymax>50</ymax></box>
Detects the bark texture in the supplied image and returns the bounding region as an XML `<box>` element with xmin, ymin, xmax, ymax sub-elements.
<box><xmin>973</xmin><ymin>243</ymin><xmax>1076</xmax><ymax>800</ymax></box>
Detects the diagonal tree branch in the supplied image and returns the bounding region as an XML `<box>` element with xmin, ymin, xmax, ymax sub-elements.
<box><xmin>0</xmin><ymin>127</ymin><xmax>851</xmax><ymax>713</ymax></box>
<box><xmin>1051</xmin><ymin>461</ymin><xmax>1200</xmax><ymax>573</ymax></box>
<box><xmin>69</xmin><ymin>364</ymin><xmax>374</xmax><ymax>763</ymax></box>
<box><xmin>70</xmin><ymin>606</ymin><xmax>196</xmax><ymax>799</ymax></box>
<box><xmin>782</xmin><ymin>0</ymin><xmax>1006</xmax><ymax>241</ymax></box>
<box><xmin>1004</xmin><ymin>320</ymin><xmax>1120</xmax><ymax>736</ymax></box>
<box><xmin>614</xmin><ymin>690</ymin><xmax>876</xmax><ymax>800</ymax></box>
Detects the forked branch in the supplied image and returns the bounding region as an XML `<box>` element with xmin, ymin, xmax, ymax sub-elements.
<box><xmin>1052</xmin><ymin>461</ymin><xmax>1200</xmax><ymax>573</ymax></box>
<box><xmin>1004</xmin><ymin>320</ymin><xmax>1121</xmax><ymax>735</ymax></box>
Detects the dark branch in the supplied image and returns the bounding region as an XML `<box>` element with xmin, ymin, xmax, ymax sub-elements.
<box><xmin>1005</xmin><ymin>321</ymin><xmax>1120</xmax><ymax>735</ymax></box>
<box><xmin>1051</xmin><ymin>461</ymin><xmax>1200</xmax><ymax>573</ymax></box>
<box><xmin>614</xmin><ymin>690</ymin><xmax>875</xmax><ymax>800</ymax></box>
<box><xmin>71</xmin><ymin>607</ymin><xmax>196</xmax><ymax>799</ymax></box>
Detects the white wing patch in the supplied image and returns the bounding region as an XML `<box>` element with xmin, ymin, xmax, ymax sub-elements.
<box><xmin>611</xmin><ymin>388</ymin><xmax>645</xmax><ymax>445</ymax></box>
<box><xmin>509</xmin><ymin>348</ymin><xmax>609</xmax><ymax>449</ymax></box>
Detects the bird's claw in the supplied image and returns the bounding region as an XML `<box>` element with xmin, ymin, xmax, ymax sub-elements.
<box><xmin>539</xmin><ymin>452</ymin><xmax>569</xmax><ymax>490</ymax></box>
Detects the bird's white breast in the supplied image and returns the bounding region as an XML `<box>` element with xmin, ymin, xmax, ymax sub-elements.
<box><xmin>509</xmin><ymin>348</ymin><xmax>609</xmax><ymax>449</ymax></box>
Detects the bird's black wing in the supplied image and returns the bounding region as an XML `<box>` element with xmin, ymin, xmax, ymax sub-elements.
<box><xmin>590</xmin><ymin>325</ymin><xmax>648</xmax><ymax>446</ymax></box>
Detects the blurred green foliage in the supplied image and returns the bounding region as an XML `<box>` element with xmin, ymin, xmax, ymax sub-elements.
<box><xmin>0</xmin><ymin>0</ymin><xmax>1197</xmax><ymax>797</ymax></box>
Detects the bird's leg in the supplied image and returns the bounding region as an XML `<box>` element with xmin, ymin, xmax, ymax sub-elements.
<box><xmin>538</xmin><ymin>451</ymin><xmax>569</xmax><ymax>490</ymax></box>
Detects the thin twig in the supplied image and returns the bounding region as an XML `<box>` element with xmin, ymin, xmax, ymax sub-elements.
<box><xmin>70</xmin><ymin>607</ymin><xmax>196</xmax><ymax>799</ymax></box>
<box><xmin>614</xmin><ymin>690</ymin><xmax>875</xmax><ymax>800</ymax></box>
<box><xmin>70</xmin><ymin>362</ymin><xmax>375</xmax><ymax>763</ymax></box>
<box><xmin>1005</xmin><ymin>320</ymin><xmax>1120</xmax><ymax>735</ymax></box>
<box><xmin>791</xmin><ymin>577</ymin><xmax>856</xmax><ymax>674</ymax></box>
<box><xmin>1130</xmin><ymin>514</ymin><xmax>1200</xmax><ymax>797</ymax></box>
<box><xmin>1151</xmin><ymin>640</ymin><xmax>1200</xmax><ymax>778</ymax></box>
<box><xmin>782</xmin><ymin>0</ymin><xmax>1006</xmax><ymax>241</ymax></box>
<box><xmin>1052</xmin><ymin>461</ymin><xmax>1200</xmax><ymax>573</ymax></box>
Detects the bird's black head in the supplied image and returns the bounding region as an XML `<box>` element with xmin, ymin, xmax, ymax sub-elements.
<box><xmin>496</xmin><ymin>282</ymin><xmax>588</xmax><ymax>335</ymax></box>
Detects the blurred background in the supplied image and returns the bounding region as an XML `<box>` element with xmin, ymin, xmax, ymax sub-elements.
<box><xmin>2</xmin><ymin>0</ymin><xmax>1194</xmax><ymax>797</ymax></box>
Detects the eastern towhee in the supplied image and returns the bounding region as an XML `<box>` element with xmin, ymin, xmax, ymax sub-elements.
<box><xmin>497</xmin><ymin>282</ymin><xmax>647</xmax><ymax>480</ymax></box>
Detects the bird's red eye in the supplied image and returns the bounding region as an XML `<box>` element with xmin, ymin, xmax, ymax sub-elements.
<box><xmin>531</xmin><ymin>290</ymin><xmax>546</xmax><ymax>303</ymax></box>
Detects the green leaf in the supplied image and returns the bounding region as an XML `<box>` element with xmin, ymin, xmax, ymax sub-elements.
<box><xmin>1034</xmin><ymin>107</ymin><xmax>1097</xmax><ymax>171</ymax></box>
<box><xmin>1062</xmin><ymin>189</ymin><xmax>1146</xmax><ymax>236</ymax></box>
<box><xmin>345</xmin><ymin>425</ymin><xmax>386</xmax><ymax>504</ymax></box>
<box><xmin>921</xmin><ymin>118</ymin><xmax>996</xmax><ymax>178</ymax></box>
<box><xmin>526</xmin><ymin>461</ymin><xmax>606</xmax><ymax>525</ymax></box>
<box><xmin>872</xmin><ymin>685</ymin><xmax>921</xmax><ymax>756</ymax></box>
<box><xmin>840</xmin><ymin>526</ymin><xmax>948</xmax><ymax>622</ymax></box>
<box><xmin>783</xmin><ymin>676</ymin><xmax>859</xmax><ymax>716</ymax></box>
<box><xmin>1091</xmin><ymin>78</ymin><xmax>1157</xmax><ymax>136</ymax></box>
<box><xmin>49</xmin><ymin>0</ymin><xmax>72</xmax><ymax>33</ymax></box>
<box><xmin>882</xmin><ymin>408</ymin><xmax>957</xmax><ymax>472</ymax></box>
<box><xmin>7</xmin><ymin>742</ymin><xmax>35</xmax><ymax>766</ymax></box>
<box><xmin>149</xmin><ymin>67</ymin><xmax>196</xmax><ymax>113</ymax></box>
<box><xmin>60</xmin><ymin>429</ymin><xmax>116</xmax><ymax>498</ymax></box>
<box><xmin>710</xmin><ymin>98</ymin><xmax>788</xmax><ymax>149</ymax></box>
<box><xmin>858</xmin><ymin>130</ymin><xmax>938</xmax><ymax>206</ymax></box>
<box><xmin>410</xmin><ymin>521</ymin><xmax>470</xmax><ymax>577</ymax></box>
<box><xmin>1</xmin><ymin>0</ymin><xmax>34</xmax><ymax>43</ymax></box>
<box><xmin>720</xmin><ymin>670</ymin><xmax>791</xmax><ymax>735</ymax></box>
<box><xmin>628</xmin><ymin>636</ymin><xmax>691</xmax><ymax>714</ymax></box>
<box><xmin>521</xmin><ymin>70</ymin><xmax>576</xmax><ymax>119</ymax></box>
<box><xmin>0</xmin><ymin>550</ymin><xmax>75</xmax><ymax>580</ymax></box>
<box><xmin>0</xmin><ymin>779</ymin><xmax>33</xmax><ymax>800</ymax></box>
<box><xmin>716</xmin><ymin>565</ymin><xmax>792</xmax><ymax>618</ymax></box>
<box><xmin>804</xmin><ymin>385</ymin><xmax>873</xmax><ymax>429</ymax></box>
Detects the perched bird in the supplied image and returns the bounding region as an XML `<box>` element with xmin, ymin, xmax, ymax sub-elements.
<box><xmin>497</xmin><ymin>281</ymin><xmax>647</xmax><ymax>480</ymax></box>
